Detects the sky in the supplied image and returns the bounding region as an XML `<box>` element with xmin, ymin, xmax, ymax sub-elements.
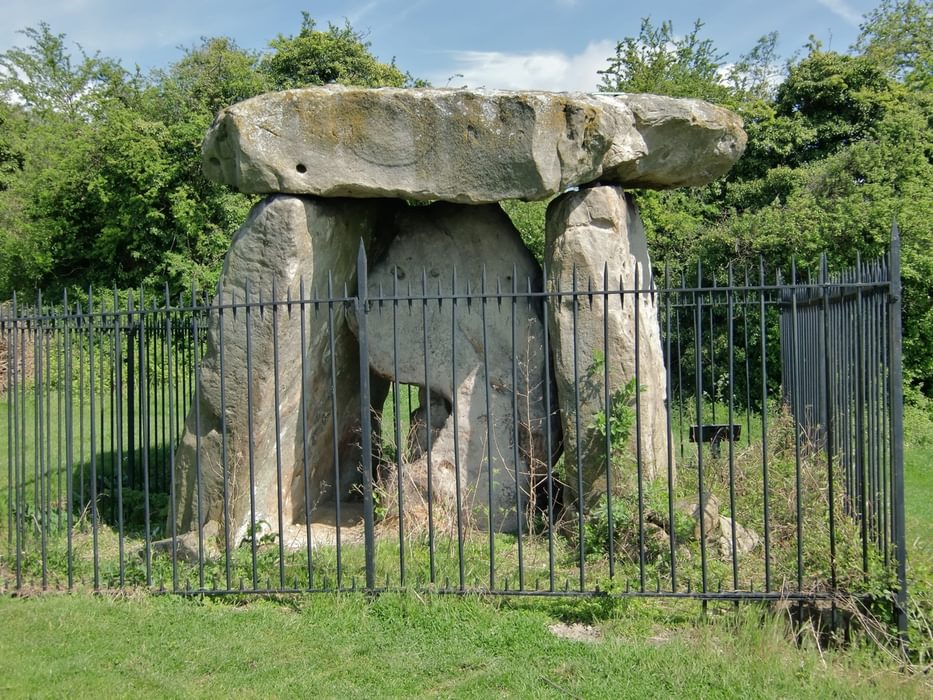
<box><xmin>0</xmin><ymin>0</ymin><xmax>881</xmax><ymax>92</ymax></box>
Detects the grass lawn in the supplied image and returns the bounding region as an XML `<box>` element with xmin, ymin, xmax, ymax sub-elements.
<box><xmin>0</xmin><ymin>395</ymin><xmax>930</xmax><ymax>697</ymax></box>
<box><xmin>0</xmin><ymin>592</ymin><xmax>928</xmax><ymax>699</ymax></box>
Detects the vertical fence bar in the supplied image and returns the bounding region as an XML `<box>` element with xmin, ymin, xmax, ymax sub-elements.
<box><xmin>727</xmin><ymin>265</ymin><xmax>739</xmax><ymax>589</ymax></box>
<box><xmin>55</xmin><ymin>308</ymin><xmax>67</xmax><ymax>534</ymax></box>
<box><xmin>63</xmin><ymin>293</ymin><xmax>74</xmax><ymax>589</ymax></box>
<box><xmin>215</xmin><ymin>285</ymin><xmax>231</xmax><ymax>590</ymax></box>
<box><xmin>542</xmin><ymin>265</ymin><xmax>556</xmax><ymax>592</ymax></box>
<box><xmin>481</xmin><ymin>267</ymin><xmax>496</xmax><ymax>590</ymax></box>
<box><xmin>790</xmin><ymin>262</ymin><xmax>803</xmax><ymax>592</ymax></box>
<box><xmin>391</xmin><ymin>267</ymin><xmax>405</xmax><ymax>587</ymax></box>
<box><xmin>87</xmin><ymin>291</ymin><xmax>100</xmax><ymax>589</ymax></box>
<box><xmin>663</xmin><ymin>265</ymin><xmax>676</xmax><ymax>592</ymax></box>
<box><xmin>695</xmin><ymin>261</ymin><xmax>708</xmax><ymax>596</ymax></box>
<box><xmin>634</xmin><ymin>263</ymin><xmax>645</xmax><ymax>592</ymax></box>
<box><xmin>511</xmin><ymin>266</ymin><xmax>524</xmax><ymax>590</ymax></box>
<box><xmin>355</xmin><ymin>242</ymin><xmax>376</xmax><ymax>592</ymax></box>
<box><xmin>133</xmin><ymin>292</ymin><xmax>150</xmax><ymax>585</ymax></box>
<box><xmin>163</xmin><ymin>285</ymin><xmax>178</xmax><ymax>592</ymax></box>
<box><xmin>298</xmin><ymin>279</ymin><xmax>313</xmax><ymax>589</ymax></box>
<box><xmin>326</xmin><ymin>274</ymin><xmax>345</xmax><ymax>588</ymax></box>
<box><xmin>450</xmin><ymin>266</ymin><xmax>465</xmax><ymax>592</ymax></box>
<box><xmin>11</xmin><ymin>295</ymin><xmax>21</xmax><ymax>589</ymax></box>
<box><xmin>420</xmin><ymin>269</ymin><xmax>435</xmax><ymax>584</ymax></box>
<box><xmin>571</xmin><ymin>267</ymin><xmax>585</xmax><ymax>591</ymax></box>
<box><xmin>887</xmin><ymin>222</ymin><xmax>908</xmax><ymax>642</ymax></box>
<box><xmin>602</xmin><ymin>263</ymin><xmax>615</xmax><ymax>580</ymax></box>
<box><xmin>880</xmin><ymin>257</ymin><xmax>891</xmax><ymax>569</ymax></box>
<box><xmin>113</xmin><ymin>289</ymin><xmax>125</xmax><ymax>586</ymax></box>
<box><xmin>854</xmin><ymin>255</ymin><xmax>869</xmax><ymax>578</ymax></box>
<box><xmin>244</xmin><ymin>281</ymin><xmax>258</xmax><ymax>590</ymax></box>
<box><xmin>271</xmin><ymin>279</ymin><xmax>286</xmax><ymax>589</ymax></box>
<box><xmin>821</xmin><ymin>255</ymin><xmax>838</xmax><ymax>603</ymax></box>
<box><xmin>5</xmin><ymin>310</ymin><xmax>12</xmax><ymax>547</ymax></box>
<box><xmin>35</xmin><ymin>293</ymin><xmax>47</xmax><ymax>588</ymax></box>
<box><xmin>759</xmin><ymin>259</ymin><xmax>771</xmax><ymax>592</ymax></box>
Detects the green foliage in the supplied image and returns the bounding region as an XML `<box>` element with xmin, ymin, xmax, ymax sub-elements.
<box><xmin>599</xmin><ymin>18</ymin><xmax>731</xmax><ymax>103</ymax></box>
<box><xmin>0</xmin><ymin>22</ymin><xmax>130</xmax><ymax>119</ymax></box>
<box><xmin>262</xmin><ymin>12</ymin><xmax>412</xmax><ymax>90</ymax></box>
<box><xmin>601</xmin><ymin>11</ymin><xmax>933</xmax><ymax>396</ymax></box>
<box><xmin>0</xmin><ymin>13</ymin><xmax>420</xmax><ymax>299</ymax></box>
<box><xmin>500</xmin><ymin>199</ymin><xmax>548</xmax><ymax>263</ymax></box>
<box><xmin>856</xmin><ymin>0</ymin><xmax>933</xmax><ymax>90</ymax></box>
<box><xmin>587</xmin><ymin>370</ymin><xmax>638</xmax><ymax>465</ymax></box>
<box><xmin>0</xmin><ymin>103</ymin><xmax>24</xmax><ymax>191</ymax></box>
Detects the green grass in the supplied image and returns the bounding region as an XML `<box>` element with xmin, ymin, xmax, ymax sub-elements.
<box><xmin>0</xmin><ymin>385</ymin><xmax>931</xmax><ymax>696</ymax></box>
<box><xmin>0</xmin><ymin>593</ymin><xmax>928</xmax><ymax>699</ymax></box>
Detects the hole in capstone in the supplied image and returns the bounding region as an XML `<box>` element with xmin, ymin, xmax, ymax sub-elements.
<box><xmin>296</xmin><ymin>163</ymin><xmax>307</xmax><ymax>173</ymax></box>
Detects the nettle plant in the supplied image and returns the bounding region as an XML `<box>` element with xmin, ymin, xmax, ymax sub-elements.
<box><xmin>579</xmin><ymin>352</ymin><xmax>652</xmax><ymax>563</ymax></box>
<box><xmin>586</xmin><ymin>350</ymin><xmax>638</xmax><ymax>464</ymax></box>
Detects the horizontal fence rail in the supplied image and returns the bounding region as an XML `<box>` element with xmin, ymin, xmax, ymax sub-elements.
<box><xmin>0</xmin><ymin>232</ymin><xmax>907</xmax><ymax>634</ymax></box>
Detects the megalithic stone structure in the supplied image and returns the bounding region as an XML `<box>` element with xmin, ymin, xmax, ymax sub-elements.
<box><xmin>170</xmin><ymin>86</ymin><xmax>746</xmax><ymax>552</ymax></box>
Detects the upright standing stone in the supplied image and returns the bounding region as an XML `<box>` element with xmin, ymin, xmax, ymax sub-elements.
<box><xmin>545</xmin><ymin>185</ymin><xmax>671</xmax><ymax>509</ymax></box>
<box><xmin>172</xmin><ymin>194</ymin><xmax>394</xmax><ymax>549</ymax></box>
<box><xmin>357</xmin><ymin>202</ymin><xmax>552</xmax><ymax>532</ymax></box>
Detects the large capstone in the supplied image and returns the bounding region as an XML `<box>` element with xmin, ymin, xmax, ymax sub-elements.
<box><xmin>545</xmin><ymin>184</ymin><xmax>671</xmax><ymax>509</ymax></box>
<box><xmin>355</xmin><ymin>202</ymin><xmax>554</xmax><ymax>532</ymax></box>
<box><xmin>172</xmin><ymin>194</ymin><xmax>393</xmax><ymax>549</ymax></box>
<box><xmin>202</xmin><ymin>86</ymin><xmax>746</xmax><ymax>203</ymax></box>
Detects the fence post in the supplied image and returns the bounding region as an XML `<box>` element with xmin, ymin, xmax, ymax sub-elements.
<box><xmin>887</xmin><ymin>220</ymin><xmax>908</xmax><ymax>645</ymax></box>
<box><xmin>355</xmin><ymin>240</ymin><xmax>376</xmax><ymax>591</ymax></box>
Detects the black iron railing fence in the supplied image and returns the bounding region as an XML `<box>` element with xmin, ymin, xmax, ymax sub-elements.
<box><xmin>0</xmin><ymin>226</ymin><xmax>907</xmax><ymax>637</ymax></box>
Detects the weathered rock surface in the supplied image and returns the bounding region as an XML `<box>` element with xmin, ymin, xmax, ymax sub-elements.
<box><xmin>356</xmin><ymin>202</ymin><xmax>553</xmax><ymax>532</ymax></box>
<box><xmin>172</xmin><ymin>194</ymin><xmax>393</xmax><ymax>549</ymax></box>
<box><xmin>202</xmin><ymin>86</ymin><xmax>746</xmax><ymax>203</ymax></box>
<box><xmin>717</xmin><ymin>515</ymin><xmax>760</xmax><ymax>560</ymax></box>
<box><xmin>545</xmin><ymin>185</ymin><xmax>671</xmax><ymax>509</ymax></box>
<box><xmin>675</xmin><ymin>495</ymin><xmax>760</xmax><ymax>559</ymax></box>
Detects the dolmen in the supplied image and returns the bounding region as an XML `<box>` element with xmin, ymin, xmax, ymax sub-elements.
<box><xmin>169</xmin><ymin>86</ymin><xmax>746</xmax><ymax>552</ymax></box>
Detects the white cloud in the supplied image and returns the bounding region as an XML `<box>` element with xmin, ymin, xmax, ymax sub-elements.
<box><xmin>815</xmin><ymin>0</ymin><xmax>863</xmax><ymax>25</ymax></box>
<box><xmin>430</xmin><ymin>40</ymin><xmax>614</xmax><ymax>92</ymax></box>
<box><xmin>347</xmin><ymin>1</ymin><xmax>383</xmax><ymax>26</ymax></box>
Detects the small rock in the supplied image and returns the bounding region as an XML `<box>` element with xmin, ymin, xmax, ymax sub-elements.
<box><xmin>717</xmin><ymin>515</ymin><xmax>760</xmax><ymax>560</ymax></box>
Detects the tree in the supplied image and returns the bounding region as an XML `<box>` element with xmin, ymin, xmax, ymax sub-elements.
<box><xmin>598</xmin><ymin>18</ymin><xmax>731</xmax><ymax>103</ymax></box>
<box><xmin>0</xmin><ymin>103</ymin><xmax>24</xmax><ymax>191</ymax></box>
<box><xmin>725</xmin><ymin>32</ymin><xmax>783</xmax><ymax>100</ymax></box>
<box><xmin>598</xmin><ymin>12</ymin><xmax>933</xmax><ymax>395</ymax></box>
<box><xmin>856</xmin><ymin>0</ymin><xmax>933</xmax><ymax>90</ymax></box>
<box><xmin>149</xmin><ymin>36</ymin><xmax>269</xmax><ymax>121</ymax></box>
<box><xmin>0</xmin><ymin>22</ymin><xmax>128</xmax><ymax>119</ymax></box>
<box><xmin>0</xmin><ymin>13</ymin><xmax>422</xmax><ymax>297</ymax></box>
<box><xmin>262</xmin><ymin>12</ymin><xmax>412</xmax><ymax>90</ymax></box>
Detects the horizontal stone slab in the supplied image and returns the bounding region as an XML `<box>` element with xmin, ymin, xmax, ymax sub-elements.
<box><xmin>202</xmin><ymin>87</ymin><xmax>746</xmax><ymax>203</ymax></box>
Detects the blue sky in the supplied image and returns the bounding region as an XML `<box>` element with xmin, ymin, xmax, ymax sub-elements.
<box><xmin>1</xmin><ymin>0</ymin><xmax>880</xmax><ymax>91</ymax></box>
